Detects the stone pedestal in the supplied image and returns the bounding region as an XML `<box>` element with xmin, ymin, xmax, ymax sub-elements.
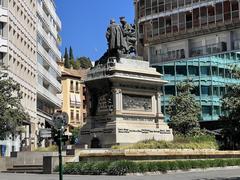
<box><xmin>80</xmin><ymin>57</ymin><xmax>173</xmax><ymax>148</ymax></box>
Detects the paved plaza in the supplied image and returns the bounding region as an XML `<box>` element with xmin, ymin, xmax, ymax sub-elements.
<box><xmin>1</xmin><ymin>167</ymin><xmax>240</xmax><ymax>180</ymax></box>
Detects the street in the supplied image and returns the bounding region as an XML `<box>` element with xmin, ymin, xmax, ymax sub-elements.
<box><xmin>1</xmin><ymin>167</ymin><xmax>240</xmax><ymax>180</ymax></box>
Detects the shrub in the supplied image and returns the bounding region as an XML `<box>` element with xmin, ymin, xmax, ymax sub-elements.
<box><xmin>91</xmin><ymin>161</ymin><xmax>110</xmax><ymax>175</ymax></box>
<box><xmin>34</xmin><ymin>145</ymin><xmax>58</xmax><ymax>152</ymax></box>
<box><xmin>60</xmin><ymin>158</ymin><xmax>240</xmax><ymax>176</ymax></box>
<box><xmin>107</xmin><ymin>160</ymin><xmax>137</xmax><ymax>175</ymax></box>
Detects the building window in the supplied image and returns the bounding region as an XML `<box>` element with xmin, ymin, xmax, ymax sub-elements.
<box><xmin>70</xmin><ymin>93</ymin><xmax>75</xmax><ymax>107</ymax></box>
<box><xmin>70</xmin><ymin>81</ymin><xmax>74</xmax><ymax>92</ymax></box>
<box><xmin>201</xmin><ymin>66</ymin><xmax>210</xmax><ymax>76</ymax></box>
<box><xmin>76</xmin><ymin>110</ymin><xmax>79</xmax><ymax>122</ymax></box>
<box><xmin>83</xmin><ymin>100</ymin><xmax>86</xmax><ymax>109</ymax></box>
<box><xmin>70</xmin><ymin>110</ymin><xmax>74</xmax><ymax>121</ymax></box>
<box><xmin>188</xmin><ymin>66</ymin><xmax>199</xmax><ymax>76</ymax></box>
<box><xmin>202</xmin><ymin>106</ymin><xmax>212</xmax><ymax>115</ymax></box>
<box><xmin>201</xmin><ymin>85</ymin><xmax>211</xmax><ymax>96</ymax></box>
<box><xmin>75</xmin><ymin>94</ymin><xmax>81</xmax><ymax>107</ymax></box>
<box><xmin>76</xmin><ymin>82</ymin><xmax>79</xmax><ymax>92</ymax></box>
<box><xmin>213</xmin><ymin>86</ymin><xmax>219</xmax><ymax>96</ymax></box>
<box><xmin>83</xmin><ymin>113</ymin><xmax>86</xmax><ymax>123</ymax></box>
<box><xmin>83</xmin><ymin>86</ymin><xmax>87</xmax><ymax>97</ymax></box>
<box><xmin>0</xmin><ymin>53</ymin><xmax>3</xmax><ymax>66</ymax></box>
<box><xmin>176</xmin><ymin>66</ymin><xmax>187</xmax><ymax>76</ymax></box>
<box><xmin>165</xmin><ymin>86</ymin><xmax>175</xmax><ymax>96</ymax></box>
<box><xmin>0</xmin><ymin>22</ymin><xmax>3</xmax><ymax>37</ymax></box>
<box><xmin>164</xmin><ymin>66</ymin><xmax>174</xmax><ymax>76</ymax></box>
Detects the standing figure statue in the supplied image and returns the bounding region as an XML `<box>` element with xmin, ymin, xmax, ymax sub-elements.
<box><xmin>96</xmin><ymin>17</ymin><xmax>137</xmax><ymax>65</ymax></box>
<box><xmin>106</xmin><ymin>19</ymin><xmax>128</xmax><ymax>59</ymax></box>
<box><xmin>120</xmin><ymin>17</ymin><xmax>136</xmax><ymax>54</ymax></box>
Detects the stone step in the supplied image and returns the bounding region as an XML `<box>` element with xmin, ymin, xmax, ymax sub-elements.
<box><xmin>3</xmin><ymin>169</ymin><xmax>43</xmax><ymax>174</ymax></box>
<box><xmin>13</xmin><ymin>164</ymin><xmax>43</xmax><ymax>168</ymax></box>
<box><xmin>4</xmin><ymin>165</ymin><xmax>43</xmax><ymax>174</ymax></box>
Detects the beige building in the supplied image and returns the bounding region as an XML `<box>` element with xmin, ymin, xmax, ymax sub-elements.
<box><xmin>59</xmin><ymin>62</ymin><xmax>88</xmax><ymax>131</ymax></box>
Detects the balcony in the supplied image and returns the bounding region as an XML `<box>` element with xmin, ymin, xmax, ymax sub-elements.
<box><xmin>37</xmin><ymin>24</ymin><xmax>61</xmax><ymax>59</ymax></box>
<box><xmin>37</xmin><ymin>62</ymin><xmax>61</xmax><ymax>91</ymax></box>
<box><xmin>37</xmin><ymin>4</ymin><xmax>58</xmax><ymax>40</ymax></box>
<box><xmin>0</xmin><ymin>7</ymin><xmax>8</xmax><ymax>23</ymax></box>
<box><xmin>190</xmin><ymin>42</ymin><xmax>227</xmax><ymax>58</ymax></box>
<box><xmin>37</xmin><ymin>83</ymin><xmax>61</xmax><ymax>108</ymax></box>
<box><xmin>37</xmin><ymin>43</ymin><xmax>61</xmax><ymax>76</ymax></box>
<box><xmin>42</xmin><ymin>0</ymin><xmax>61</xmax><ymax>29</ymax></box>
<box><xmin>144</xmin><ymin>9</ymin><xmax>240</xmax><ymax>44</ymax></box>
<box><xmin>0</xmin><ymin>37</ymin><xmax>7</xmax><ymax>53</ymax></box>
<box><xmin>150</xmin><ymin>49</ymin><xmax>185</xmax><ymax>64</ymax></box>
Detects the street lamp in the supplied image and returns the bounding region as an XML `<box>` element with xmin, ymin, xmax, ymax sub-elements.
<box><xmin>52</xmin><ymin>112</ymin><xmax>69</xmax><ymax>180</ymax></box>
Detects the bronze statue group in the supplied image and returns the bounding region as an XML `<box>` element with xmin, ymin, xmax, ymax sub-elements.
<box><xmin>96</xmin><ymin>17</ymin><xmax>136</xmax><ymax>65</ymax></box>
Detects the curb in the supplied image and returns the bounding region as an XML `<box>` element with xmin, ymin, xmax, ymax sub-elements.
<box><xmin>126</xmin><ymin>166</ymin><xmax>240</xmax><ymax>176</ymax></box>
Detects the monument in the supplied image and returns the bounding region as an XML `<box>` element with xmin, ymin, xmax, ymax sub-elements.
<box><xmin>79</xmin><ymin>18</ymin><xmax>173</xmax><ymax>148</ymax></box>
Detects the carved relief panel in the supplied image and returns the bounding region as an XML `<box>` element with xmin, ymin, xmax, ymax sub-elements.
<box><xmin>122</xmin><ymin>94</ymin><xmax>152</xmax><ymax>112</ymax></box>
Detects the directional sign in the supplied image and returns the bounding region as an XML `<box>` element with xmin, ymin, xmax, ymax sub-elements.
<box><xmin>39</xmin><ymin>128</ymin><xmax>52</xmax><ymax>138</ymax></box>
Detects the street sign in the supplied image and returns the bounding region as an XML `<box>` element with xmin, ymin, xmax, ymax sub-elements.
<box><xmin>39</xmin><ymin>128</ymin><xmax>52</xmax><ymax>138</ymax></box>
<box><xmin>52</xmin><ymin>112</ymin><xmax>69</xmax><ymax>130</ymax></box>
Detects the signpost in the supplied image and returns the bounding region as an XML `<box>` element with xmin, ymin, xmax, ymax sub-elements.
<box><xmin>39</xmin><ymin>128</ymin><xmax>52</xmax><ymax>138</ymax></box>
<box><xmin>52</xmin><ymin>111</ymin><xmax>69</xmax><ymax>180</ymax></box>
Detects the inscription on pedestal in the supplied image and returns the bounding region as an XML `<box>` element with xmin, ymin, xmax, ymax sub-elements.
<box><xmin>118</xmin><ymin>128</ymin><xmax>171</xmax><ymax>134</ymax></box>
<box><xmin>122</xmin><ymin>94</ymin><xmax>152</xmax><ymax>112</ymax></box>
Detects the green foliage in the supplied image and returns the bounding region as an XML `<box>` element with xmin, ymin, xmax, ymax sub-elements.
<box><xmin>70</xmin><ymin>127</ymin><xmax>80</xmax><ymax>144</ymax></box>
<box><xmin>77</xmin><ymin>56</ymin><xmax>93</xmax><ymax>69</ymax></box>
<box><xmin>34</xmin><ymin>145</ymin><xmax>58</xmax><ymax>152</ymax></box>
<box><xmin>107</xmin><ymin>161</ymin><xmax>137</xmax><ymax>175</ymax></box>
<box><xmin>112</xmin><ymin>135</ymin><xmax>218</xmax><ymax>150</ymax></box>
<box><xmin>167</xmin><ymin>82</ymin><xmax>201</xmax><ymax>136</ymax></box>
<box><xmin>69</xmin><ymin>46</ymin><xmax>75</xmax><ymax>68</ymax></box>
<box><xmin>63</xmin><ymin>46</ymin><xmax>92</xmax><ymax>70</ymax></box>
<box><xmin>0</xmin><ymin>72</ymin><xmax>30</xmax><ymax>140</ymax></box>
<box><xmin>64</xmin><ymin>47</ymin><xmax>70</xmax><ymax>68</ymax></box>
<box><xmin>69</xmin><ymin>46</ymin><xmax>74</xmax><ymax>60</ymax></box>
<box><xmin>219</xmin><ymin>85</ymin><xmax>240</xmax><ymax>150</ymax></box>
<box><xmin>61</xmin><ymin>159</ymin><xmax>240</xmax><ymax>175</ymax></box>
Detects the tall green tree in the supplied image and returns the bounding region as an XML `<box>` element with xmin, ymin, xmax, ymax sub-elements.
<box><xmin>69</xmin><ymin>46</ymin><xmax>75</xmax><ymax>68</ymax></box>
<box><xmin>77</xmin><ymin>56</ymin><xmax>93</xmax><ymax>69</ymax></box>
<box><xmin>220</xmin><ymin>85</ymin><xmax>240</xmax><ymax>149</ymax></box>
<box><xmin>64</xmin><ymin>47</ymin><xmax>70</xmax><ymax>68</ymax></box>
<box><xmin>0</xmin><ymin>72</ymin><xmax>30</xmax><ymax>140</ymax></box>
<box><xmin>167</xmin><ymin>82</ymin><xmax>201</xmax><ymax>136</ymax></box>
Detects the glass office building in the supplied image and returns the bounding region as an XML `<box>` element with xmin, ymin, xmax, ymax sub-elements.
<box><xmin>134</xmin><ymin>0</ymin><xmax>240</xmax><ymax>126</ymax></box>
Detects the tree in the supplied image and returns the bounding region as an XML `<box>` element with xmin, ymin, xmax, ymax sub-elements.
<box><xmin>167</xmin><ymin>82</ymin><xmax>201</xmax><ymax>136</ymax></box>
<box><xmin>0</xmin><ymin>72</ymin><xmax>30</xmax><ymax>140</ymax></box>
<box><xmin>69</xmin><ymin>46</ymin><xmax>75</xmax><ymax>68</ymax></box>
<box><xmin>70</xmin><ymin>127</ymin><xmax>80</xmax><ymax>145</ymax></box>
<box><xmin>219</xmin><ymin>85</ymin><xmax>240</xmax><ymax>149</ymax></box>
<box><xmin>64</xmin><ymin>47</ymin><xmax>70</xmax><ymax>68</ymax></box>
<box><xmin>77</xmin><ymin>56</ymin><xmax>93</xmax><ymax>69</ymax></box>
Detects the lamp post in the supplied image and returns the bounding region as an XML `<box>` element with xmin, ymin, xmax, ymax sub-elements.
<box><xmin>52</xmin><ymin>112</ymin><xmax>69</xmax><ymax>180</ymax></box>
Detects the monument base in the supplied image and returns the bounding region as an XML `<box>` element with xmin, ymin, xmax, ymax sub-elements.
<box><xmin>80</xmin><ymin>57</ymin><xmax>173</xmax><ymax>148</ymax></box>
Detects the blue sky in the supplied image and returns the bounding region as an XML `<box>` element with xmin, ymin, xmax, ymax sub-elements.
<box><xmin>55</xmin><ymin>0</ymin><xmax>134</xmax><ymax>61</ymax></box>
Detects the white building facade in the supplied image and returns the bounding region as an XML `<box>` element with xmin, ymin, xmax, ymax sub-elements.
<box><xmin>36</xmin><ymin>0</ymin><xmax>62</xmax><ymax>147</ymax></box>
<box><xmin>0</xmin><ymin>0</ymin><xmax>62</xmax><ymax>156</ymax></box>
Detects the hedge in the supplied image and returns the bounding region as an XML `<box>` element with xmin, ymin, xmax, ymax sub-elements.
<box><xmin>59</xmin><ymin>159</ymin><xmax>240</xmax><ymax>175</ymax></box>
